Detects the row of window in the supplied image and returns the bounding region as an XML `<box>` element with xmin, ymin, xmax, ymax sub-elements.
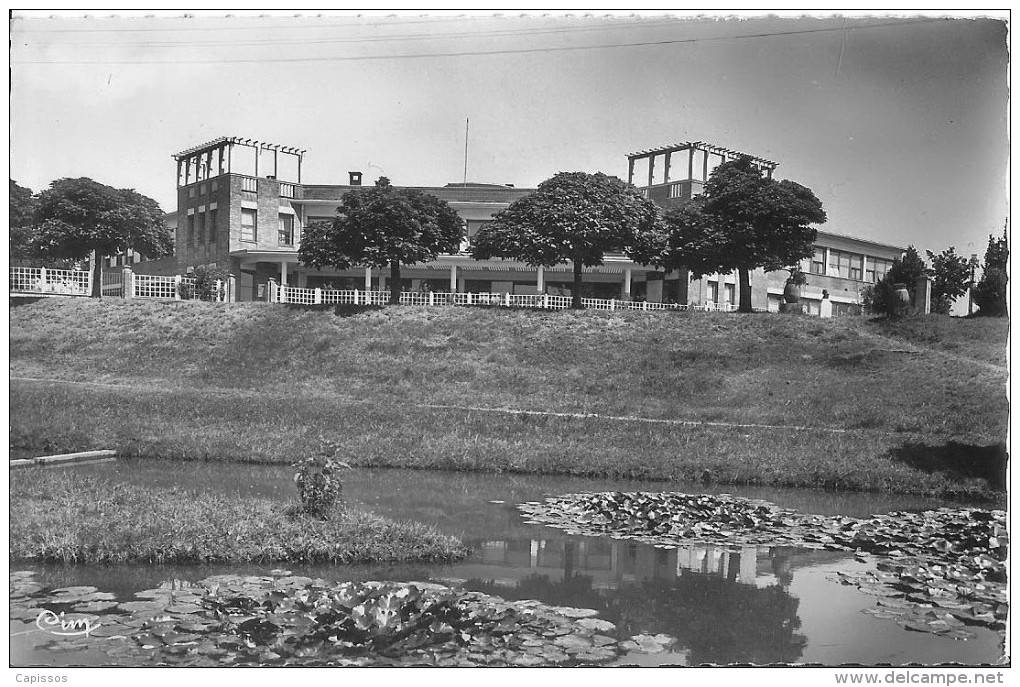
<box><xmin>186</xmin><ymin>208</ymin><xmax>219</xmax><ymax>247</ymax></box>
<box><xmin>104</xmin><ymin>252</ymin><xmax>143</xmax><ymax>268</ymax></box>
<box><xmin>186</xmin><ymin>179</ymin><xmax>220</xmax><ymax>199</ymax></box>
<box><xmin>239</xmin><ymin>208</ymin><xmax>296</xmax><ymax>246</ymax></box>
<box><xmin>706</xmin><ymin>281</ymin><xmax>737</xmax><ymax>305</ymax></box>
<box><xmin>808</xmin><ymin>248</ymin><xmax>893</xmax><ymax>283</ymax></box>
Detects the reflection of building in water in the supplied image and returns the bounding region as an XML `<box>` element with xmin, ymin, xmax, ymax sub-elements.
<box><xmin>465</xmin><ymin>537</ymin><xmax>797</xmax><ymax>589</ymax></box>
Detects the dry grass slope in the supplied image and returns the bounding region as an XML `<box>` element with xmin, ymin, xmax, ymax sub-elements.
<box><xmin>9</xmin><ymin>298</ymin><xmax>1008</xmax><ymax>500</ymax></box>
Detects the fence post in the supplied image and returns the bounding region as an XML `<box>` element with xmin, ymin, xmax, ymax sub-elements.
<box><xmin>466</xmin><ymin>292</ymin><xmax>473</xmax><ymax>306</ymax></box>
<box><xmin>227</xmin><ymin>274</ymin><xmax>236</xmax><ymax>302</ymax></box>
<box><xmin>280</xmin><ymin>284</ymin><xmax>288</xmax><ymax>304</ymax></box>
<box><xmin>610</xmin><ymin>298</ymin><xmax>616</xmax><ymax>311</ymax></box>
<box><xmin>314</xmin><ymin>287</ymin><xmax>322</xmax><ymax>305</ymax></box>
<box><xmin>267</xmin><ymin>279</ymin><xmax>278</xmax><ymax>303</ymax></box>
<box><xmin>642</xmin><ymin>301</ymin><xmax>648</xmax><ymax>311</ymax></box>
<box><xmin>39</xmin><ymin>267</ymin><xmax>47</xmax><ymax>291</ymax></box>
<box><xmin>174</xmin><ymin>274</ymin><xmax>182</xmax><ymax>300</ymax></box>
<box><xmin>428</xmin><ymin>291</ymin><xmax>434</xmax><ymax>307</ymax></box>
<box><xmin>543</xmin><ymin>294</ymin><xmax>549</xmax><ymax>309</ymax></box>
<box><xmin>354</xmin><ymin>288</ymin><xmax>360</xmax><ymax>305</ymax></box>
<box><xmin>123</xmin><ymin>267</ymin><xmax>134</xmax><ymax>299</ymax></box>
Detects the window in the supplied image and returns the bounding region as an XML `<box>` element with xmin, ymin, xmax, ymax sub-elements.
<box><xmin>723</xmin><ymin>283</ymin><xmax>735</xmax><ymax>305</ymax></box>
<box><xmin>827</xmin><ymin>249</ymin><xmax>865</xmax><ymax>279</ymax></box>
<box><xmin>188</xmin><ymin>187</ymin><xmax>196</xmax><ymax>199</ymax></box>
<box><xmin>241</xmin><ymin>208</ymin><xmax>257</xmax><ymax>242</ymax></box>
<box><xmin>849</xmin><ymin>253</ymin><xmax>863</xmax><ymax>281</ymax></box>
<box><xmin>208</xmin><ymin>208</ymin><xmax>217</xmax><ymax>244</ymax></box>
<box><xmin>197</xmin><ymin>212</ymin><xmax>205</xmax><ymax>244</ymax></box>
<box><xmin>707</xmin><ymin>281</ymin><xmax>719</xmax><ymax>303</ymax></box>
<box><xmin>187</xmin><ymin>214</ymin><xmax>196</xmax><ymax>246</ymax></box>
<box><xmin>867</xmin><ymin>257</ymin><xmax>893</xmax><ymax>283</ymax></box>
<box><xmin>278</xmin><ymin>214</ymin><xmax>294</xmax><ymax>246</ymax></box>
<box><xmin>810</xmin><ymin>248</ymin><xmax>825</xmax><ymax>275</ymax></box>
<box><xmin>199</xmin><ymin>183</ymin><xmax>207</xmax><ymax>196</ymax></box>
<box><xmin>211</xmin><ymin>180</ymin><xmax>219</xmax><ymax>193</ymax></box>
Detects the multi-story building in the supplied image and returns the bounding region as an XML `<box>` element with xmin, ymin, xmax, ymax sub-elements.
<box><xmin>626</xmin><ymin>141</ymin><xmax>905</xmax><ymax>314</ymax></box>
<box><xmin>172</xmin><ymin>136</ymin><xmax>904</xmax><ymax>311</ymax></box>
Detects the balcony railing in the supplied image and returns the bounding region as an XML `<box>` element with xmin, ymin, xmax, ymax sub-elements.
<box><xmin>241</xmin><ymin>177</ymin><xmax>258</xmax><ymax>193</ymax></box>
<box><xmin>280</xmin><ymin>182</ymin><xmax>296</xmax><ymax>198</ymax></box>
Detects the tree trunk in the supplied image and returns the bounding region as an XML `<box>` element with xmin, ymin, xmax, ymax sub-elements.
<box><xmin>738</xmin><ymin>266</ymin><xmax>752</xmax><ymax>313</ymax></box>
<box><xmin>389</xmin><ymin>260</ymin><xmax>401</xmax><ymax>305</ymax></box>
<box><xmin>91</xmin><ymin>255</ymin><xmax>103</xmax><ymax>298</ymax></box>
<box><xmin>571</xmin><ymin>259</ymin><xmax>584</xmax><ymax>310</ymax></box>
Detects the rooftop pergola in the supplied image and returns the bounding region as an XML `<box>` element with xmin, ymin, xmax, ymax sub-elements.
<box><xmin>626</xmin><ymin>141</ymin><xmax>778</xmax><ymax>187</ymax></box>
<box><xmin>172</xmin><ymin>136</ymin><xmax>308</xmax><ymax>187</ymax></box>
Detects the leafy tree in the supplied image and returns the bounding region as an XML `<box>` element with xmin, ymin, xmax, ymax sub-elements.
<box><xmin>973</xmin><ymin>230</ymin><xmax>1008</xmax><ymax>317</ymax></box>
<box><xmin>634</xmin><ymin>157</ymin><xmax>826</xmax><ymax>313</ymax></box>
<box><xmin>10</xmin><ymin>180</ymin><xmax>38</xmax><ymax>266</ymax></box>
<box><xmin>299</xmin><ymin>177</ymin><xmax>463</xmax><ymax>305</ymax></box>
<box><xmin>470</xmin><ymin>171</ymin><xmax>661</xmax><ymax>309</ymax></box>
<box><xmin>33</xmin><ymin>178</ymin><xmax>173</xmax><ymax>296</ymax></box>
<box><xmin>887</xmin><ymin>245</ymin><xmax>928</xmax><ymax>291</ymax></box>
<box><xmin>926</xmin><ymin>247</ymin><xmax>971</xmax><ymax>315</ymax></box>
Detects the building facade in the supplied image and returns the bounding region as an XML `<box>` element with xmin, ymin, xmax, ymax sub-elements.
<box><xmin>626</xmin><ymin>142</ymin><xmax>905</xmax><ymax>313</ymax></box>
<box><xmin>172</xmin><ymin>136</ymin><xmax>904</xmax><ymax>311</ymax></box>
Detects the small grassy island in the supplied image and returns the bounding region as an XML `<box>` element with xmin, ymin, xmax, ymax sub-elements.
<box><xmin>10</xmin><ymin>469</ymin><xmax>466</xmax><ymax>565</ymax></box>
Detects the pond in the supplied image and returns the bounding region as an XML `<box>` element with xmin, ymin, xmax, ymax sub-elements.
<box><xmin>9</xmin><ymin>461</ymin><xmax>1006</xmax><ymax>666</ymax></box>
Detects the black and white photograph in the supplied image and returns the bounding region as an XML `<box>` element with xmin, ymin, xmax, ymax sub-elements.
<box><xmin>7</xmin><ymin>9</ymin><xmax>1010</xmax><ymax>680</ymax></box>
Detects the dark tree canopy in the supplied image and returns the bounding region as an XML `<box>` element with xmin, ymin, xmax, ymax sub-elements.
<box><xmin>33</xmin><ymin>177</ymin><xmax>172</xmax><ymax>296</ymax></box>
<box><xmin>636</xmin><ymin>157</ymin><xmax>826</xmax><ymax>312</ymax></box>
<box><xmin>926</xmin><ymin>247</ymin><xmax>971</xmax><ymax>315</ymax></box>
<box><xmin>887</xmin><ymin>245</ymin><xmax>928</xmax><ymax>289</ymax></box>
<box><xmin>470</xmin><ymin>171</ymin><xmax>661</xmax><ymax>308</ymax></box>
<box><xmin>299</xmin><ymin>177</ymin><xmax>464</xmax><ymax>305</ymax></box>
<box><xmin>973</xmin><ymin>230</ymin><xmax>1008</xmax><ymax>317</ymax></box>
<box><xmin>9</xmin><ymin>180</ymin><xmax>38</xmax><ymax>266</ymax></box>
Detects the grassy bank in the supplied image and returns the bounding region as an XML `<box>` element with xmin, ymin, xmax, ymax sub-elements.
<box><xmin>10</xmin><ymin>468</ymin><xmax>467</xmax><ymax>564</ymax></box>
<box><xmin>9</xmin><ymin>299</ymin><xmax>1008</xmax><ymax>499</ymax></box>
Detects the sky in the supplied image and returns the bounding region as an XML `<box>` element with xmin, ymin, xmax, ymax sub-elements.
<box><xmin>9</xmin><ymin>10</ymin><xmax>1009</xmax><ymax>268</ymax></box>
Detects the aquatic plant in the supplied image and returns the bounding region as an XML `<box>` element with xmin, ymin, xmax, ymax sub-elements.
<box><xmin>518</xmin><ymin>492</ymin><xmax>1008</xmax><ymax>641</ymax></box>
<box><xmin>10</xmin><ymin>571</ymin><xmax>679</xmax><ymax>667</ymax></box>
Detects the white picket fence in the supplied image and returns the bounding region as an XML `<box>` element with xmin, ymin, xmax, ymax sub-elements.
<box><xmin>10</xmin><ymin>265</ymin><xmax>736</xmax><ymax>313</ymax></box>
<box><xmin>10</xmin><ymin>267</ymin><xmax>92</xmax><ymax>296</ymax></box>
<box><xmin>11</xmin><ymin>266</ymin><xmax>231</xmax><ymax>303</ymax></box>
<box><xmin>270</xmin><ymin>282</ymin><xmax>732</xmax><ymax>312</ymax></box>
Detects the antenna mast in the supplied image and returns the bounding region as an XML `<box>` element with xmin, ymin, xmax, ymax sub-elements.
<box><xmin>463</xmin><ymin>118</ymin><xmax>469</xmax><ymax>186</ymax></box>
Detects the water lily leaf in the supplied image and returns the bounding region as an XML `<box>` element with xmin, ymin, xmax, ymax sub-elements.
<box><xmin>576</xmin><ymin>617</ymin><xmax>615</xmax><ymax>632</ymax></box>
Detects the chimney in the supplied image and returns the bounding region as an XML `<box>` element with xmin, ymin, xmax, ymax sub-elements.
<box><xmin>349</xmin><ymin>171</ymin><xmax>362</xmax><ymax>186</ymax></box>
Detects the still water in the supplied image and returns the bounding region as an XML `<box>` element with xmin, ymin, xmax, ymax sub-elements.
<box><xmin>10</xmin><ymin>461</ymin><xmax>1005</xmax><ymax>666</ymax></box>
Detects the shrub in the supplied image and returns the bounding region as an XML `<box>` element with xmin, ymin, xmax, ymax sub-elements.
<box><xmin>862</xmin><ymin>276</ymin><xmax>912</xmax><ymax>318</ymax></box>
<box><xmin>294</xmin><ymin>455</ymin><xmax>351</xmax><ymax>518</ymax></box>
<box><xmin>180</xmin><ymin>266</ymin><xmax>229</xmax><ymax>301</ymax></box>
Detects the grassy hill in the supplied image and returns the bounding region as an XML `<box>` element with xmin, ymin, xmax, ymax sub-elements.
<box><xmin>9</xmin><ymin>298</ymin><xmax>1008</xmax><ymax>500</ymax></box>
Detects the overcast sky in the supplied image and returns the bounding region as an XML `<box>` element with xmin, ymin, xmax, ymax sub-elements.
<box><xmin>10</xmin><ymin>11</ymin><xmax>1008</xmax><ymax>263</ymax></box>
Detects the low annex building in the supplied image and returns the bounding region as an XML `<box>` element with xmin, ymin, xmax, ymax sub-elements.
<box><xmin>171</xmin><ymin>136</ymin><xmax>904</xmax><ymax>312</ymax></box>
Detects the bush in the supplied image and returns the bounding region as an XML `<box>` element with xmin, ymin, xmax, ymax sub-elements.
<box><xmin>294</xmin><ymin>455</ymin><xmax>351</xmax><ymax>518</ymax></box>
<box><xmin>180</xmin><ymin>266</ymin><xmax>229</xmax><ymax>301</ymax></box>
<box><xmin>862</xmin><ymin>277</ymin><xmax>912</xmax><ymax>318</ymax></box>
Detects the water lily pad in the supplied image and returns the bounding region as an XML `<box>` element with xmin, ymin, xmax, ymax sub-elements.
<box><xmin>576</xmin><ymin>617</ymin><xmax>616</xmax><ymax>632</ymax></box>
